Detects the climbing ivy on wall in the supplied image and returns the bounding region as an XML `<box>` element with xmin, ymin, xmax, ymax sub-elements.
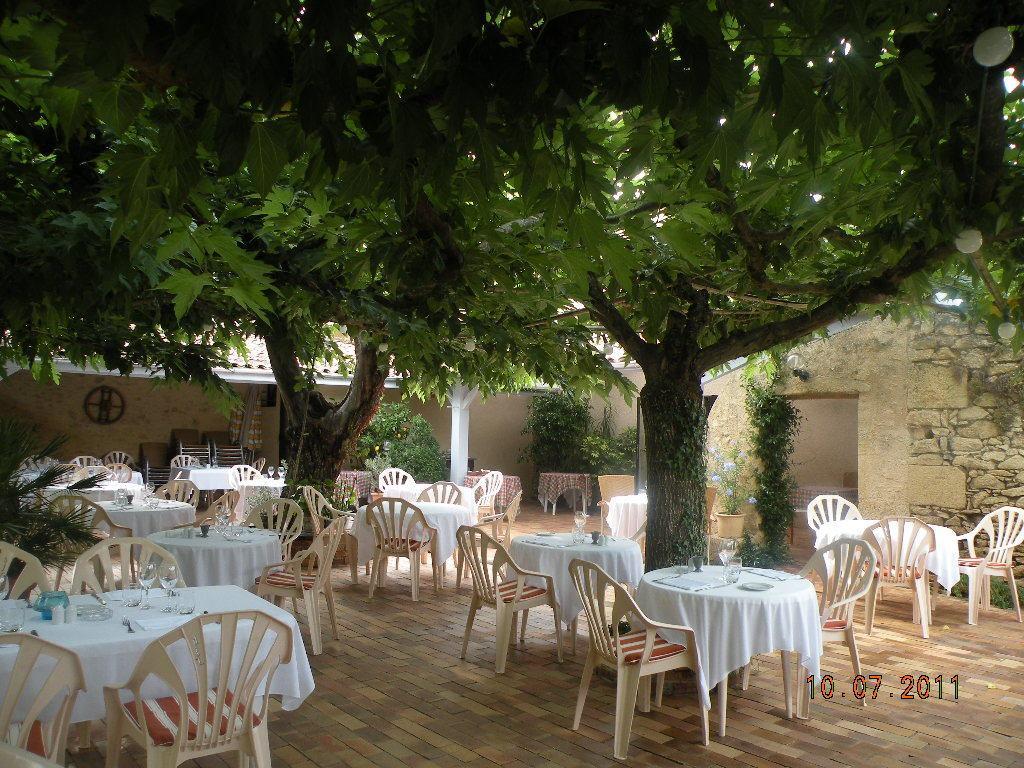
<box><xmin>744</xmin><ymin>375</ymin><xmax>801</xmax><ymax>564</ymax></box>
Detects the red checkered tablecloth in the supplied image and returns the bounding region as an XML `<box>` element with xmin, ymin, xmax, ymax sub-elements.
<box><xmin>463</xmin><ymin>471</ymin><xmax>522</xmax><ymax>510</ymax></box>
<box><xmin>337</xmin><ymin>470</ymin><xmax>373</xmax><ymax>501</ymax></box>
<box><xmin>537</xmin><ymin>472</ymin><xmax>591</xmax><ymax>510</ymax></box>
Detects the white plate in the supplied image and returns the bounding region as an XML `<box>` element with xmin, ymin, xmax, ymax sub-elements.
<box><xmin>738</xmin><ymin>582</ymin><xmax>773</xmax><ymax>592</ymax></box>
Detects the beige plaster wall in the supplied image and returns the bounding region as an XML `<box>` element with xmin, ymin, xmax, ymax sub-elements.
<box><xmin>790</xmin><ymin>398</ymin><xmax>858</xmax><ymax>486</ymax></box>
<box><xmin>0</xmin><ymin>370</ymin><xmax>280</xmax><ymax>464</ymax></box>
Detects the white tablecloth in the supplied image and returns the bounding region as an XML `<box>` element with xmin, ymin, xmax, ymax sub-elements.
<box><xmin>509</xmin><ymin>533</ymin><xmax>643</xmax><ymax>625</ymax></box>
<box><xmin>636</xmin><ymin>566</ymin><xmax>822</xmax><ymax>709</ymax></box>
<box><xmin>42</xmin><ymin>481</ymin><xmax>143</xmax><ymax>503</ymax></box>
<box><xmin>606</xmin><ymin>493</ymin><xmax>648</xmax><ymax>538</ymax></box>
<box><xmin>171</xmin><ymin>466</ymin><xmax>234</xmax><ymax>490</ymax></box>
<box><xmin>353</xmin><ymin>501</ymin><xmax>477</xmax><ymax>564</ymax></box>
<box><xmin>100</xmin><ymin>500</ymin><xmax>195</xmax><ymax>538</ymax></box>
<box><xmin>385</xmin><ymin>483</ymin><xmax>476</xmax><ymax>513</ymax></box>
<box><xmin>814</xmin><ymin>519</ymin><xmax>960</xmax><ymax>591</ymax></box>
<box><xmin>82</xmin><ymin>467</ymin><xmax>143</xmax><ymax>486</ymax></box>
<box><xmin>0</xmin><ymin>586</ymin><xmax>314</xmax><ymax>723</ymax></box>
<box><xmin>148</xmin><ymin>529</ymin><xmax>282</xmax><ymax>589</ymax></box>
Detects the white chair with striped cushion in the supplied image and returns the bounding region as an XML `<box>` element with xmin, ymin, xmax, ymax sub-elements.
<box><xmin>569</xmin><ymin>558</ymin><xmax>708</xmax><ymax>760</ymax></box>
<box><xmin>245</xmin><ymin>498</ymin><xmax>303</xmax><ymax>560</ymax></box>
<box><xmin>0</xmin><ymin>634</ymin><xmax>85</xmax><ymax>766</ymax></box>
<box><xmin>68</xmin><ymin>538</ymin><xmax>185</xmax><ymax>595</ymax></box>
<box><xmin>102</xmin><ymin>610</ymin><xmax>291</xmax><ymax>768</ymax></box>
<box><xmin>155</xmin><ymin>479</ymin><xmax>199</xmax><ymax>510</ymax></box>
<box><xmin>70</xmin><ymin>456</ymin><xmax>102</xmax><ymax>469</ymax></box>
<box><xmin>456</xmin><ymin>526</ymin><xmax>561</xmax><ymax>674</ymax></box>
<box><xmin>956</xmin><ymin>506</ymin><xmax>1024</xmax><ymax>624</ymax></box>
<box><xmin>103</xmin><ymin>451</ymin><xmax>133</xmax><ymax>467</ymax></box>
<box><xmin>806</xmin><ymin>494</ymin><xmax>861</xmax><ymax>533</ymax></box>
<box><xmin>366</xmin><ymin>499</ymin><xmax>437</xmax><ymax>601</ymax></box>
<box><xmin>256</xmin><ymin>519</ymin><xmax>346</xmax><ymax>655</ymax></box>
<box><xmin>864</xmin><ymin>517</ymin><xmax>936</xmax><ymax>638</ymax></box>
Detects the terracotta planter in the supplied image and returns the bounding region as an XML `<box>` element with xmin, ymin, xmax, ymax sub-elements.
<box><xmin>716</xmin><ymin>513</ymin><xmax>745</xmax><ymax>539</ymax></box>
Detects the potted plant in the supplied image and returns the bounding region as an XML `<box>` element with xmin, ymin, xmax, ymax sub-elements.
<box><xmin>707</xmin><ymin>443</ymin><xmax>755</xmax><ymax>539</ymax></box>
<box><xmin>0</xmin><ymin>420</ymin><xmax>99</xmax><ymax>590</ymax></box>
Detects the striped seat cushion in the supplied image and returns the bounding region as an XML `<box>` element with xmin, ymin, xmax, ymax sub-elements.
<box><xmin>122</xmin><ymin>689</ymin><xmax>260</xmax><ymax>747</ymax></box>
<box><xmin>379</xmin><ymin>538</ymin><xmax>423</xmax><ymax>551</ymax></box>
<box><xmin>4</xmin><ymin>720</ymin><xmax>46</xmax><ymax>757</ymax></box>
<box><xmin>823</xmin><ymin>618</ymin><xmax>849</xmax><ymax>631</ymax></box>
<box><xmin>616</xmin><ymin>630</ymin><xmax>686</xmax><ymax>665</ymax></box>
<box><xmin>877</xmin><ymin>565</ymin><xmax>924</xmax><ymax>579</ymax></box>
<box><xmin>959</xmin><ymin>557</ymin><xmax>1009</xmax><ymax>568</ymax></box>
<box><xmin>496</xmin><ymin>580</ymin><xmax>547</xmax><ymax>603</ymax></box>
<box><xmin>257</xmin><ymin>570</ymin><xmax>317</xmax><ymax>590</ymax></box>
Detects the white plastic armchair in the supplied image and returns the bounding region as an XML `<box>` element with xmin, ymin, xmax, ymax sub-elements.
<box><xmin>103</xmin><ymin>611</ymin><xmax>291</xmax><ymax>768</ymax></box>
<box><xmin>473</xmin><ymin>470</ymin><xmax>504</xmax><ymax>513</ymax></box>
<box><xmin>569</xmin><ymin>559</ymin><xmax>707</xmax><ymax>759</ymax></box>
<box><xmin>457</xmin><ymin>526</ymin><xmax>561</xmax><ymax>674</ymax></box>
<box><xmin>365</xmin><ymin>498</ymin><xmax>437</xmax><ymax>600</ymax></box>
<box><xmin>169</xmin><ymin>454</ymin><xmax>199</xmax><ymax>469</ymax></box>
<box><xmin>246</xmin><ymin>498</ymin><xmax>304</xmax><ymax>558</ymax></box>
<box><xmin>155</xmin><ymin>479</ymin><xmax>199</xmax><ymax>509</ymax></box>
<box><xmin>103</xmin><ymin>463</ymin><xmax>134</xmax><ymax>482</ymax></box>
<box><xmin>103</xmin><ymin>451</ymin><xmax>133</xmax><ymax>467</ymax></box>
<box><xmin>864</xmin><ymin>517</ymin><xmax>936</xmax><ymax>638</ymax></box>
<box><xmin>229</xmin><ymin>464</ymin><xmax>261</xmax><ymax>489</ymax></box>
<box><xmin>70</xmin><ymin>456</ymin><xmax>102</xmax><ymax>469</ymax></box>
<box><xmin>806</xmin><ymin>494</ymin><xmax>862</xmax><ymax>533</ymax></box>
<box><xmin>417</xmin><ymin>481</ymin><xmax>463</xmax><ymax>505</ymax></box>
<box><xmin>0</xmin><ymin>634</ymin><xmax>85</xmax><ymax>765</ymax></box>
<box><xmin>956</xmin><ymin>506</ymin><xmax>1024</xmax><ymax>624</ymax></box>
<box><xmin>68</xmin><ymin>537</ymin><xmax>185</xmax><ymax>595</ymax></box>
<box><xmin>299</xmin><ymin>485</ymin><xmax>342</xmax><ymax>535</ymax></box>
<box><xmin>0</xmin><ymin>541</ymin><xmax>51</xmax><ymax>600</ymax></box>
<box><xmin>378</xmin><ymin>467</ymin><xmax>414</xmax><ymax>494</ymax></box>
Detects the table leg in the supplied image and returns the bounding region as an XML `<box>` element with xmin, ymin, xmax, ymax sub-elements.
<box><xmin>717</xmin><ymin>676</ymin><xmax>728</xmax><ymax>737</ymax></box>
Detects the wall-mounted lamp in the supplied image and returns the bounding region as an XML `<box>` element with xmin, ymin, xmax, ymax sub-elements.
<box><xmin>785</xmin><ymin>352</ymin><xmax>811</xmax><ymax>382</ymax></box>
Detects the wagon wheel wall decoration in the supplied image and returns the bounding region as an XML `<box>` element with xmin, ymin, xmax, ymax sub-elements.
<box><xmin>83</xmin><ymin>385</ymin><xmax>126</xmax><ymax>424</ymax></box>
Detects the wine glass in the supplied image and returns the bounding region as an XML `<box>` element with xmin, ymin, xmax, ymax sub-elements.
<box><xmin>719</xmin><ymin>538</ymin><xmax>737</xmax><ymax>580</ymax></box>
<box><xmin>159</xmin><ymin>564</ymin><xmax>178</xmax><ymax>597</ymax></box>
<box><xmin>139</xmin><ymin>562</ymin><xmax>158</xmax><ymax>608</ymax></box>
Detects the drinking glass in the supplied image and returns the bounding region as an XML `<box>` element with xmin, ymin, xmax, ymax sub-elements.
<box><xmin>177</xmin><ymin>595</ymin><xmax>196</xmax><ymax>615</ymax></box>
<box><xmin>718</xmin><ymin>538</ymin><xmax>737</xmax><ymax>568</ymax></box>
<box><xmin>725</xmin><ymin>559</ymin><xmax>743</xmax><ymax>584</ymax></box>
<box><xmin>122</xmin><ymin>581</ymin><xmax>142</xmax><ymax>608</ymax></box>
<box><xmin>0</xmin><ymin>605</ymin><xmax>26</xmax><ymax>632</ymax></box>
<box><xmin>139</xmin><ymin>563</ymin><xmax>158</xmax><ymax>608</ymax></box>
<box><xmin>159</xmin><ymin>564</ymin><xmax>178</xmax><ymax>597</ymax></box>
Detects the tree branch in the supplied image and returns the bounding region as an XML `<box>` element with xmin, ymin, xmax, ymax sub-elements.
<box><xmin>586</xmin><ymin>274</ymin><xmax>656</xmax><ymax>368</ymax></box>
<box><xmin>969</xmin><ymin>252</ymin><xmax>1010</xmax><ymax>315</ymax></box>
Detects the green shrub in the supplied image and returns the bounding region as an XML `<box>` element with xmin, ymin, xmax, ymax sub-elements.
<box><xmin>358</xmin><ymin>402</ymin><xmax>446</xmax><ymax>483</ymax></box>
<box><xmin>950</xmin><ymin>573</ymin><xmax>1024</xmax><ymax>611</ymax></box>
<box><xmin>581</xmin><ymin>427</ymin><xmax>638</xmax><ymax>475</ymax></box>
<box><xmin>520</xmin><ymin>391</ymin><xmax>591</xmax><ymax>472</ymax></box>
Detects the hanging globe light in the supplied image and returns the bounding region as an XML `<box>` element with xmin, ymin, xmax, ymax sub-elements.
<box><xmin>973</xmin><ymin>27</ymin><xmax>1014</xmax><ymax>68</ymax></box>
<box><xmin>785</xmin><ymin>352</ymin><xmax>805</xmax><ymax>369</ymax></box>
<box><xmin>955</xmin><ymin>228</ymin><xmax>983</xmax><ymax>254</ymax></box>
<box><xmin>997</xmin><ymin>321</ymin><xmax>1017</xmax><ymax>340</ymax></box>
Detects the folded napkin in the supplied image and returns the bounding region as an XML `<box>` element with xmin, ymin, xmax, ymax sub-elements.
<box><xmin>132</xmin><ymin>615</ymin><xmax>192</xmax><ymax>633</ymax></box>
<box><xmin>744</xmin><ymin>568</ymin><xmax>800</xmax><ymax>581</ymax></box>
<box><xmin>655</xmin><ymin>574</ymin><xmax>723</xmax><ymax>592</ymax></box>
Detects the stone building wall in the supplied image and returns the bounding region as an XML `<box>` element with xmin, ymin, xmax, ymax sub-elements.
<box><xmin>703</xmin><ymin>313</ymin><xmax>1024</xmax><ymax>565</ymax></box>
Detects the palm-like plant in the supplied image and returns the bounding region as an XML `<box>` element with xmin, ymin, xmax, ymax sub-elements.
<box><xmin>0</xmin><ymin>419</ymin><xmax>99</xmax><ymax>568</ymax></box>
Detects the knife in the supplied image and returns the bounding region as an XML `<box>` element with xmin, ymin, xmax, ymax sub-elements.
<box><xmin>91</xmin><ymin>589</ymin><xmax>107</xmax><ymax>606</ymax></box>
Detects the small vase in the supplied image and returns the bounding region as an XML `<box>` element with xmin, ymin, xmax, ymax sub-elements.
<box><xmin>716</xmin><ymin>513</ymin><xmax>745</xmax><ymax>539</ymax></box>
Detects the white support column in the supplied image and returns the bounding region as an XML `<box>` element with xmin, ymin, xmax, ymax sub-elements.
<box><xmin>448</xmin><ymin>384</ymin><xmax>479</xmax><ymax>484</ymax></box>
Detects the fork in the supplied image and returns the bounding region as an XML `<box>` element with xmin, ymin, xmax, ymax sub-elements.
<box><xmin>122</xmin><ymin>617</ymin><xmax>135</xmax><ymax>633</ymax></box>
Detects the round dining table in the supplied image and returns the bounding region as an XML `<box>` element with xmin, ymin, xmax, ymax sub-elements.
<box><xmin>636</xmin><ymin>565</ymin><xmax>822</xmax><ymax>735</ymax></box>
<box><xmin>353</xmin><ymin>500</ymin><xmax>477</xmax><ymax>567</ymax></box>
<box><xmin>99</xmin><ymin>499</ymin><xmax>195</xmax><ymax>538</ymax></box>
<box><xmin>42</xmin><ymin>481</ymin><xmax>144</xmax><ymax>503</ymax></box>
<box><xmin>509</xmin><ymin>533</ymin><xmax>644</xmax><ymax>627</ymax></box>
<box><xmin>605</xmin><ymin>493</ymin><xmax>647</xmax><ymax>538</ymax></box>
<box><xmin>147</xmin><ymin>528</ymin><xmax>282</xmax><ymax>589</ymax></box>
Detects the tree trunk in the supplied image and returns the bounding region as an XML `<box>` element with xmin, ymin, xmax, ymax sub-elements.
<box><xmin>264</xmin><ymin>327</ymin><xmax>387</xmax><ymax>492</ymax></box>
<box><xmin>641</xmin><ymin>371</ymin><xmax>708</xmax><ymax>571</ymax></box>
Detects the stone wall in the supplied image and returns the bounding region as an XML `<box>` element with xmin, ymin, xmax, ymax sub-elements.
<box><xmin>703</xmin><ymin>313</ymin><xmax>1024</xmax><ymax>567</ymax></box>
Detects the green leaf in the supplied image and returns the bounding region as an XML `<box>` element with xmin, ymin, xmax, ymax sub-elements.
<box><xmin>245</xmin><ymin>121</ymin><xmax>291</xmax><ymax>196</ymax></box>
<box><xmin>158</xmin><ymin>270</ymin><xmax>213</xmax><ymax>319</ymax></box>
<box><xmin>93</xmin><ymin>85</ymin><xmax>144</xmax><ymax>134</ymax></box>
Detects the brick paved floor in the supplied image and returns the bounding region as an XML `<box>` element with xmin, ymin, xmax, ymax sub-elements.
<box><xmin>77</xmin><ymin>504</ymin><xmax>1024</xmax><ymax>767</ymax></box>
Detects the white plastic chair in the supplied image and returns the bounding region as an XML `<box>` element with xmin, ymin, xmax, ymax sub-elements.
<box><xmin>155</xmin><ymin>479</ymin><xmax>199</xmax><ymax>509</ymax></box>
<box><xmin>797</xmin><ymin>538</ymin><xmax>877</xmax><ymax>715</ymax></box>
<box><xmin>864</xmin><ymin>517</ymin><xmax>936</xmax><ymax>638</ymax></box>
<box><xmin>103</xmin><ymin>610</ymin><xmax>291</xmax><ymax>768</ymax></box>
<box><xmin>569</xmin><ymin>559</ymin><xmax>708</xmax><ymax>759</ymax></box>
<box><xmin>229</xmin><ymin>465</ymin><xmax>261</xmax><ymax>489</ymax></box>
<box><xmin>0</xmin><ymin>634</ymin><xmax>85</xmax><ymax>765</ymax></box>
<box><xmin>806</xmin><ymin>494</ymin><xmax>862</xmax><ymax>533</ymax></box>
<box><xmin>417</xmin><ymin>481</ymin><xmax>463</xmax><ymax>505</ymax></box>
<box><xmin>457</xmin><ymin>526</ymin><xmax>561</xmax><ymax>674</ymax></box>
<box><xmin>70</xmin><ymin>456</ymin><xmax>102</xmax><ymax>469</ymax></box>
<box><xmin>365</xmin><ymin>498</ymin><xmax>437</xmax><ymax>601</ymax></box>
<box><xmin>956</xmin><ymin>506</ymin><xmax>1024</xmax><ymax>624</ymax></box>
<box><xmin>246</xmin><ymin>498</ymin><xmax>303</xmax><ymax>559</ymax></box>
<box><xmin>377</xmin><ymin>467</ymin><xmax>414</xmax><ymax>494</ymax></box>
<box><xmin>169</xmin><ymin>454</ymin><xmax>198</xmax><ymax>469</ymax></box>
<box><xmin>0</xmin><ymin>541</ymin><xmax>51</xmax><ymax>600</ymax></box>
<box><xmin>473</xmin><ymin>470</ymin><xmax>503</xmax><ymax>514</ymax></box>
<box><xmin>68</xmin><ymin>538</ymin><xmax>186</xmax><ymax>595</ymax></box>
<box><xmin>103</xmin><ymin>451</ymin><xmax>133</xmax><ymax>467</ymax></box>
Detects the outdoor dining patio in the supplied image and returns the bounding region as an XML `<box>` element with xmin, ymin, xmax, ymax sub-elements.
<box><xmin>48</xmin><ymin>505</ymin><xmax>1021</xmax><ymax>768</ymax></box>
